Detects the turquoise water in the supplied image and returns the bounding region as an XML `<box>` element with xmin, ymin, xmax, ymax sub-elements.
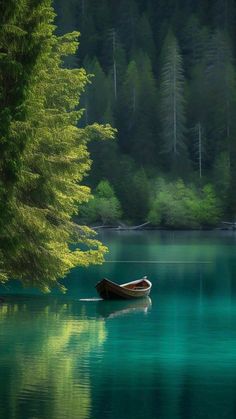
<box><xmin>1</xmin><ymin>231</ymin><xmax>236</xmax><ymax>419</ymax></box>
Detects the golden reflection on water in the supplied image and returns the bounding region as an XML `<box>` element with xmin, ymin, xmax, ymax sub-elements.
<box><xmin>0</xmin><ymin>300</ymin><xmax>107</xmax><ymax>419</ymax></box>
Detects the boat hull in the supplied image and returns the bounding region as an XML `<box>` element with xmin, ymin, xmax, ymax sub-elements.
<box><xmin>95</xmin><ymin>278</ymin><xmax>152</xmax><ymax>300</ymax></box>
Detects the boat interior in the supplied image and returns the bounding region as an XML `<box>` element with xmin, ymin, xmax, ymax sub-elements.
<box><xmin>123</xmin><ymin>280</ymin><xmax>148</xmax><ymax>290</ymax></box>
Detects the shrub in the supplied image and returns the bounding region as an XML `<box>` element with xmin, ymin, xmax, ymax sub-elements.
<box><xmin>80</xmin><ymin>180</ymin><xmax>122</xmax><ymax>225</ymax></box>
<box><xmin>148</xmin><ymin>178</ymin><xmax>222</xmax><ymax>228</ymax></box>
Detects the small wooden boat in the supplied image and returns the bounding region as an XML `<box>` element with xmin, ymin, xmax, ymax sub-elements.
<box><xmin>95</xmin><ymin>276</ymin><xmax>152</xmax><ymax>300</ymax></box>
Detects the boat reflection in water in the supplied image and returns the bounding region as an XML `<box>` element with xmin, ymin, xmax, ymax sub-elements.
<box><xmin>96</xmin><ymin>297</ymin><xmax>152</xmax><ymax>319</ymax></box>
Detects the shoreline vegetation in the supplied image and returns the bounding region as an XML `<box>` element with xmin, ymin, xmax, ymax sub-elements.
<box><xmin>86</xmin><ymin>223</ymin><xmax>234</xmax><ymax>232</ymax></box>
<box><xmin>78</xmin><ymin>179</ymin><xmax>223</xmax><ymax>231</ymax></box>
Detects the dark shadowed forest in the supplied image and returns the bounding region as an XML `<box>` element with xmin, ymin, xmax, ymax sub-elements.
<box><xmin>55</xmin><ymin>0</ymin><xmax>236</xmax><ymax>227</ymax></box>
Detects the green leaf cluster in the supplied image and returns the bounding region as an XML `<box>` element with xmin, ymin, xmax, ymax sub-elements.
<box><xmin>80</xmin><ymin>180</ymin><xmax>122</xmax><ymax>225</ymax></box>
<box><xmin>148</xmin><ymin>179</ymin><xmax>222</xmax><ymax>229</ymax></box>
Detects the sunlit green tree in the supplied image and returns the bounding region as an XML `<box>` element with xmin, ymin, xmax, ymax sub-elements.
<box><xmin>0</xmin><ymin>1</ymin><xmax>115</xmax><ymax>290</ymax></box>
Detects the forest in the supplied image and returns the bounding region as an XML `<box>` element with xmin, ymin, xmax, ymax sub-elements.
<box><xmin>55</xmin><ymin>0</ymin><xmax>236</xmax><ymax>227</ymax></box>
<box><xmin>0</xmin><ymin>0</ymin><xmax>236</xmax><ymax>290</ymax></box>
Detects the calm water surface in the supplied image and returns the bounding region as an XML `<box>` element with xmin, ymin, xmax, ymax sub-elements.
<box><xmin>1</xmin><ymin>231</ymin><xmax>236</xmax><ymax>419</ymax></box>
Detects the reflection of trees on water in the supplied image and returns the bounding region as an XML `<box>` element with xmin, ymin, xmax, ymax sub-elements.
<box><xmin>1</xmin><ymin>232</ymin><xmax>236</xmax><ymax>419</ymax></box>
<box><xmin>0</xmin><ymin>300</ymin><xmax>107</xmax><ymax>419</ymax></box>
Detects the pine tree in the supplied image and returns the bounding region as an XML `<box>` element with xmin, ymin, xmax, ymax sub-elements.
<box><xmin>117</xmin><ymin>51</ymin><xmax>158</xmax><ymax>164</ymax></box>
<box><xmin>83</xmin><ymin>57</ymin><xmax>109</xmax><ymax>124</ymax></box>
<box><xmin>0</xmin><ymin>0</ymin><xmax>56</xmax><ymax>281</ymax></box>
<box><xmin>83</xmin><ymin>58</ymin><xmax>116</xmax><ymax>186</ymax></box>
<box><xmin>125</xmin><ymin>61</ymin><xmax>140</xmax><ymax>120</ymax></box>
<box><xmin>136</xmin><ymin>14</ymin><xmax>156</xmax><ymax>61</ymax></box>
<box><xmin>204</xmin><ymin>30</ymin><xmax>235</xmax><ymax>162</ymax></box>
<box><xmin>181</xmin><ymin>15</ymin><xmax>209</xmax><ymax>73</ymax></box>
<box><xmin>105</xmin><ymin>31</ymin><xmax>127</xmax><ymax>100</ymax></box>
<box><xmin>188</xmin><ymin>61</ymin><xmax>208</xmax><ymax>175</ymax></box>
<box><xmin>116</xmin><ymin>0</ymin><xmax>139</xmax><ymax>56</ymax></box>
<box><xmin>0</xmin><ymin>1</ymin><xmax>115</xmax><ymax>290</ymax></box>
<box><xmin>117</xmin><ymin>60</ymin><xmax>140</xmax><ymax>153</ymax></box>
<box><xmin>160</xmin><ymin>32</ymin><xmax>186</xmax><ymax>160</ymax></box>
<box><xmin>133</xmin><ymin>51</ymin><xmax>158</xmax><ymax>165</ymax></box>
<box><xmin>0</xmin><ymin>0</ymin><xmax>52</xmax><ymax>195</ymax></box>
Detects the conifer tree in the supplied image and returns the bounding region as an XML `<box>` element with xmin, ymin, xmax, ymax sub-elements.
<box><xmin>207</xmin><ymin>31</ymin><xmax>235</xmax><ymax>136</ymax></box>
<box><xmin>105</xmin><ymin>31</ymin><xmax>126</xmax><ymax>100</ymax></box>
<box><xmin>83</xmin><ymin>57</ymin><xmax>109</xmax><ymax>124</ymax></box>
<box><xmin>203</xmin><ymin>30</ymin><xmax>235</xmax><ymax>165</ymax></box>
<box><xmin>188</xmin><ymin>61</ymin><xmax>208</xmax><ymax>174</ymax></box>
<box><xmin>117</xmin><ymin>52</ymin><xmax>158</xmax><ymax>164</ymax></box>
<box><xmin>116</xmin><ymin>0</ymin><xmax>139</xmax><ymax>56</ymax></box>
<box><xmin>0</xmin><ymin>1</ymin><xmax>115</xmax><ymax>290</ymax></box>
<box><xmin>181</xmin><ymin>15</ymin><xmax>209</xmax><ymax>73</ymax></box>
<box><xmin>160</xmin><ymin>32</ymin><xmax>186</xmax><ymax>159</ymax></box>
<box><xmin>136</xmin><ymin>14</ymin><xmax>156</xmax><ymax>61</ymax></box>
<box><xmin>0</xmin><ymin>0</ymin><xmax>51</xmax><ymax>216</ymax></box>
<box><xmin>0</xmin><ymin>0</ymin><xmax>57</xmax><ymax>281</ymax></box>
<box><xmin>117</xmin><ymin>60</ymin><xmax>140</xmax><ymax>153</ymax></box>
<box><xmin>133</xmin><ymin>52</ymin><xmax>158</xmax><ymax>164</ymax></box>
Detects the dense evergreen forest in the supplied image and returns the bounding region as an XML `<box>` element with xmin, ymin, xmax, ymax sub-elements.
<box><xmin>1</xmin><ymin>0</ymin><xmax>236</xmax><ymax>290</ymax></box>
<box><xmin>55</xmin><ymin>0</ymin><xmax>236</xmax><ymax>227</ymax></box>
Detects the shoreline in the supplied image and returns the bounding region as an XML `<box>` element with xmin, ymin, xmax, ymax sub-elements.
<box><xmin>89</xmin><ymin>225</ymin><xmax>234</xmax><ymax>232</ymax></box>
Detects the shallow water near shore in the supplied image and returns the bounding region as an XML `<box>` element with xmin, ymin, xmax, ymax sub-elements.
<box><xmin>1</xmin><ymin>230</ymin><xmax>236</xmax><ymax>419</ymax></box>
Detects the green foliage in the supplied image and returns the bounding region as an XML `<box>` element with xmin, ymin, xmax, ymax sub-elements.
<box><xmin>148</xmin><ymin>179</ymin><xmax>222</xmax><ymax>228</ymax></box>
<box><xmin>52</xmin><ymin>0</ymin><xmax>236</xmax><ymax>222</ymax></box>
<box><xmin>118</xmin><ymin>167</ymin><xmax>151</xmax><ymax>222</ymax></box>
<box><xmin>80</xmin><ymin>180</ymin><xmax>122</xmax><ymax>225</ymax></box>
<box><xmin>0</xmin><ymin>2</ymin><xmax>115</xmax><ymax>291</ymax></box>
<box><xmin>0</xmin><ymin>0</ymin><xmax>56</xmax><ymax>224</ymax></box>
<box><xmin>197</xmin><ymin>185</ymin><xmax>223</xmax><ymax>226</ymax></box>
<box><xmin>54</xmin><ymin>0</ymin><xmax>236</xmax><ymax>215</ymax></box>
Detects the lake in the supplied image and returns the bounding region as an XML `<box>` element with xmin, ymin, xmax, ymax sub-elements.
<box><xmin>1</xmin><ymin>230</ymin><xmax>236</xmax><ymax>419</ymax></box>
